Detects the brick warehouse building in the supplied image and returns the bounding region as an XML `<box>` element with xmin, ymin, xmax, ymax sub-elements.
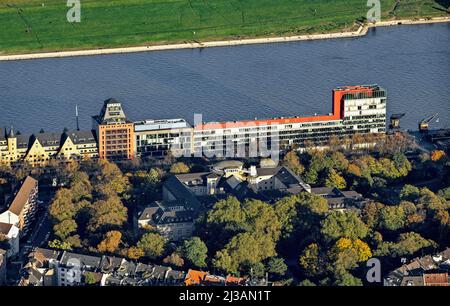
<box><xmin>92</xmin><ymin>98</ymin><xmax>135</xmax><ymax>161</ymax></box>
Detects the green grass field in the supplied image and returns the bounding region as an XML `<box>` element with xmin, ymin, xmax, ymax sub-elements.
<box><xmin>0</xmin><ymin>0</ymin><xmax>448</xmax><ymax>54</ymax></box>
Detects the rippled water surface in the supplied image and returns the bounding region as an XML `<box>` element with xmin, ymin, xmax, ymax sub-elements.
<box><xmin>0</xmin><ymin>23</ymin><xmax>449</xmax><ymax>133</ymax></box>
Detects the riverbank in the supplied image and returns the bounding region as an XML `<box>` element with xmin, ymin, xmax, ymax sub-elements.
<box><xmin>1</xmin><ymin>16</ymin><xmax>449</xmax><ymax>61</ymax></box>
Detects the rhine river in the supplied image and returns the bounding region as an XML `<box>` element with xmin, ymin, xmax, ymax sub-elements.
<box><xmin>0</xmin><ymin>23</ymin><xmax>449</xmax><ymax>133</ymax></box>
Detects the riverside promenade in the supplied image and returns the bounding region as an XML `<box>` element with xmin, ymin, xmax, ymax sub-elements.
<box><xmin>1</xmin><ymin>16</ymin><xmax>449</xmax><ymax>61</ymax></box>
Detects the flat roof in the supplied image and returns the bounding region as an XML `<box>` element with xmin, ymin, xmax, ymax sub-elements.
<box><xmin>134</xmin><ymin>118</ymin><xmax>191</xmax><ymax>131</ymax></box>
<box><xmin>197</xmin><ymin>85</ymin><xmax>384</xmax><ymax>130</ymax></box>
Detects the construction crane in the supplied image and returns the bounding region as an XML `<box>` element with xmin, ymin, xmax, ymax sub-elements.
<box><xmin>389</xmin><ymin>113</ymin><xmax>405</xmax><ymax>129</ymax></box>
<box><xmin>419</xmin><ymin>113</ymin><xmax>439</xmax><ymax>132</ymax></box>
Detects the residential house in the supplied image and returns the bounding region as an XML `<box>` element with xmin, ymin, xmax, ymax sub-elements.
<box><xmin>0</xmin><ymin>222</ymin><xmax>20</xmax><ymax>257</ymax></box>
<box><xmin>137</xmin><ymin>201</ymin><xmax>196</xmax><ymax>241</ymax></box>
<box><xmin>0</xmin><ymin>176</ymin><xmax>39</xmax><ymax>237</ymax></box>
<box><xmin>384</xmin><ymin>248</ymin><xmax>450</xmax><ymax>286</ymax></box>
<box><xmin>311</xmin><ymin>187</ymin><xmax>367</xmax><ymax>211</ymax></box>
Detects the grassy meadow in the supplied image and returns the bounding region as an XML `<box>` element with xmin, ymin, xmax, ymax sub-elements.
<box><xmin>0</xmin><ymin>0</ymin><xmax>448</xmax><ymax>54</ymax></box>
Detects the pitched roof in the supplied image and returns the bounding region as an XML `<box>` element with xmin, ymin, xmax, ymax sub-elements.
<box><xmin>66</xmin><ymin>130</ymin><xmax>97</xmax><ymax>145</ymax></box>
<box><xmin>184</xmin><ymin>269</ymin><xmax>207</xmax><ymax>286</ymax></box>
<box><xmin>423</xmin><ymin>272</ymin><xmax>449</xmax><ymax>286</ymax></box>
<box><xmin>93</xmin><ymin>98</ymin><xmax>130</xmax><ymax>124</ymax></box>
<box><xmin>16</xmin><ymin>134</ymin><xmax>31</xmax><ymax>149</ymax></box>
<box><xmin>34</xmin><ymin>132</ymin><xmax>62</xmax><ymax>147</ymax></box>
<box><xmin>9</xmin><ymin>176</ymin><xmax>38</xmax><ymax>216</ymax></box>
<box><xmin>163</xmin><ymin>175</ymin><xmax>202</xmax><ymax>210</ymax></box>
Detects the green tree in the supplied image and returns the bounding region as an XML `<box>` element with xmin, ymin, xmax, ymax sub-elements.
<box><xmin>49</xmin><ymin>188</ymin><xmax>78</xmax><ymax>223</ymax></box>
<box><xmin>71</xmin><ymin>171</ymin><xmax>93</xmax><ymax>202</ymax></box>
<box><xmin>84</xmin><ymin>272</ymin><xmax>97</xmax><ymax>285</ymax></box>
<box><xmin>137</xmin><ymin>233</ymin><xmax>166</xmax><ymax>259</ymax></box>
<box><xmin>213</xmin><ymin>232</ymin><xmax>276</xmax><ymax>274</ymax></box>
<box><xmin>48</xmin><ymin>239</ymin><xmax>72</xmax><ymax>251</ymax></box>
<box><xmin>267</xmin><ymin>257</ymin><xmax>288</xmax><ymax>277</ymax></box>
<box><xmin>380</xmin><ymin>205</ymin><xmax>406</xmax><ymax>231</ymax></box>
<box><xmin>53</xmin><ymin>219</ymin><xmax>77</xmax><ymax>241</ymax></box>
<box><xmin>242</xmin><ymin>199</ymin><xmax>281</xmax><ymax>241</ymax></box>
<box><xmin>375</xmin><ymin>232</ymin><xmax>436</xmax><ymax>257</ymax></box>
<box><xmin>400</xmin><ymin>184</ymin><xmax>420</xmax><ymax>202</ymax></box>
<box><xmin>321</xmin><ymin>210</ymin><xmax>369</xmax><ymax>241</ymax></box>
<box><xmin>330</xmin><ymin>151</ymin><xmax>349</xmax><ymax>172</ymax></box>
<box><xmin>183</xmin><ymin>237</ymin><xmax>208</xmax><ymax>268</ymax></box>
<box><xmin>298</xmin><ymin>279</ymin><xmax>316</xmax><ymax>286</ymax></box>
<box><xmin>418</xmin><ymin>188</ymin><xmax>448</xmax><ymax>211</ymax></box>
<box><xmin>333</xmin><ymin>270</ymin><xmax>363</xmax><ymax>286</ymax></box>
<box><xmin>437</xmin><ymin>187</ymin><xmax>450</xmax><ymax>200</ymax></box>
<box><xmin>207</xmin><ymin>196</ymin><xmax>246</xmax><ymax>233</ymax></box>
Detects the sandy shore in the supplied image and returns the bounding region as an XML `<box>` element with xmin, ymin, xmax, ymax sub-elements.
<box><xmin>1</xmin><ymin>16</ymin><xmax>449</xmax><ymax>61</ymax></box>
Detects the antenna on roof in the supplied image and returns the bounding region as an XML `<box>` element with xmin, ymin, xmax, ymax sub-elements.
<box><xmin>75</xmin><ymin>105</ymin><xmax>80</xmax><ymax>131</ymax></box>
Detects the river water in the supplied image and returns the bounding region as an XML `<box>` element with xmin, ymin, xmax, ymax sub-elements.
<box><xmin>0</xmin><ymin>23</ymin><xmax>449</xmax><ymax>133</ymax></box>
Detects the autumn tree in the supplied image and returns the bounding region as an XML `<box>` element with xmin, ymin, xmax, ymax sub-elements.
<box><xmin>298</xmin><ymin>243</ymin><xmax>324</xmax><ymax>278</ymax></box>
<box><xmin>88</xmin><ymin>195</ymin><xmax>128</xmax><ymax>232</ymax></box>
<box><xmin>170</xmin><ymin>162</ymin><xmax>190</xmax><ymax>174</ymax></box>
<box><xmin>330</xmin><ymin>238</ymin><xmax>372</xmax><ymax>271</ymax></box>
<box><xmin>282</xmin><ymin>150</ymin><xmax>305</xmax><ymax>175</ymax></box>
<box><xmin>163</xmin><ymin>253</ymin><xmax>185</xmax><ymax>267</ymax></box>
<box><xmin>431</xmin><ymin>150</ymin><xmax>446</xmax><ymax>162</ymax></box>
<box><xmin>379</xmin><ymin>205</ymin><xmax>406</xmax><ymax>231</ymax></box>
<box><xmin>127</xmin><ymin>246</ymin><xmax>145</xmax><ymax>261</ymax></box>
<box><xmin>95</xmin><ymin>160</ymin><xmax>130</xmax><ymax>195</ymax></box>
<box><xmin>361</xmin><ymin>201</ymin><xmax>384</xmax><ymax>229</ymax></box>
<box><xmin>49</xmin><ymin>189</ymin><xmax>79</xmax><ymax>223</ymax></box>
<box><xmin>97</xmin><ymin>230</ymin><xmax>122</xmax><ymax>253</ymax></box>
<box><xmin>324</xmin><ymin>169</ymin><xmax>347</xmax><ymax>189</ymax></box>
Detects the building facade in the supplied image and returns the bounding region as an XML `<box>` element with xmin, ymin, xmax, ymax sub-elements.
<box><xmin>93</xmin><ymin>99</ymin><xmax>135</xmax><ymax>161</ymax></box>
<box><xmin>138</xmin><ymin>201</ymin><xmax>196</xmax><ymax>241</ymax></box>
<box><xmin>0</xmin><ymin>128</ymin><xmax>98</xmax><ymax>166</ymax></box>
<box><xmin>134</xmin><ymin>118</ymin><xmax>193</xmax><ymax>158</ymax></box>
<box><xmin>0</xmin><ymin>223</ymin><xmax>20</xmax><ymax>258</ymax></box>
<box><xmin>193</xmin><ymin>85</ymin><xmax>386</xmax><ymax>157</ymax></box>
<box><xmin>0</xmin><ymin>176</ymin><xmax>39</xmax><ymax>237</ymax></box>
<box><xmin>2</xmin><ymin>85</ymin><xmax>387</xmax><ymax>165</ymax></box>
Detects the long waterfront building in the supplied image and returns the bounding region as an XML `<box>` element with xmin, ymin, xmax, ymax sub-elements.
<box><xmin>0</xmin><ymin>85</ymin><xmax>386</xmax><ymax>165</ymax></box>
<box><xmin>193</xmin><ymin>85</ymin><xmax>386</xmax><ymax>156</ymax></box>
